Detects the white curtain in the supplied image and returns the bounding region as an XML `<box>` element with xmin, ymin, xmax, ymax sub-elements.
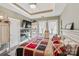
<box><xmin>38</xmin><ymin>21</ymin><xmax>46</xmax><ymax>36</ymax></box>
<box><xmin>48</xmin><ymin>20</ymin><xmax>58</xmax><ymax>36</ymax></box>
<box><xmin>38</xmin><ymin>20</ymin><xmax>58</xmax><ymax>37</ymax></box>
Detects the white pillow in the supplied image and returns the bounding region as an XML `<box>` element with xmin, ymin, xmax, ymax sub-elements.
<box><xmin>65</xmin><ymin>23</ymin><xmax>72</xmax><ymax>29</ymax></box>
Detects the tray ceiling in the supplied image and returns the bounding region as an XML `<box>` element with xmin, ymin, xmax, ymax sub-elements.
<box><xmin>13</xmin><ymin>3</ymin><xmax>53</xmax><ymax>15</ymax></box>
<box><xmin>0</xmin><ymin>3</ymin><xmax>66</xmax><ymax>19</ymax></box>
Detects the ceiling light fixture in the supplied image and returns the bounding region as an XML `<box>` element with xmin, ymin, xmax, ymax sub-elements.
<box><xmin>29</xmin><ymin>3</ymin><xmax>37</xmax><ymax>9</ymax></box>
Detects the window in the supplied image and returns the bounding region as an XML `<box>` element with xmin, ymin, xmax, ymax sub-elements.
<box><xmin>38</xmin><ymin>21</ymin><xmax>46</xmax><ymax>37</ymax></box>
<box><xmin>38</xmin><ymin>20</ymin><xmax>58</xmax><ymax>37</ymax></box>
<box><xmin>48</xmin><ymin>20</ymin><xmax>58</xmax><ymax>36</ymax></box>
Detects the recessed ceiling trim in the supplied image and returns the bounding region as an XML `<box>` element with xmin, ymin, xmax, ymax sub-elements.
<box><xmin>31</xmin><ymin>9</ymin><xmax>53</xmax><ymax>15</ymax></box>
<box><xmin>12</xmin><ymin>3</ymin><xmax>53</xmax><ymax>15</ymax></box>
<box><xmin>34</xmin><ymin>16</ymin><xmax>59</xmax><ymax>21</ymax></box>
<box><xmin>13</xmin><ymin>3</ymin><xmax>31</xmax><ymax>15</ymax></box>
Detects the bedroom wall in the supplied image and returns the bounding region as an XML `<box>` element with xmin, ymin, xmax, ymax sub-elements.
<box><xmin>60</xmin><ymin>3</ymin><xmax>79</xmax><ymax>30</ymax></box>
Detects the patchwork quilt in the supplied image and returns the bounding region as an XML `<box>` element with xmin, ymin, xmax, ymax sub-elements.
<box><xmin>16</xmin><ymin>36</ymin><xmax>67</xmax><ymax>56</ymax></box>
<box><xmin>16</xmin><ymin>38</ymin><xmax>48</xmax><ymax>56</ymax></box>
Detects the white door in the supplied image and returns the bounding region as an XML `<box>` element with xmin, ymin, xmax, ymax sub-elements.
<box><xmin>9</xmin><ymin>17</ymin><xmax>20</xmax><ymax>48</ymax></box>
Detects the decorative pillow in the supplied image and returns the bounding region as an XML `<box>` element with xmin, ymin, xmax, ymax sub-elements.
<box><xmin>65</xmin><ymin>23</ymin><xmax>72</xmax><ymax>30</ymax></box>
